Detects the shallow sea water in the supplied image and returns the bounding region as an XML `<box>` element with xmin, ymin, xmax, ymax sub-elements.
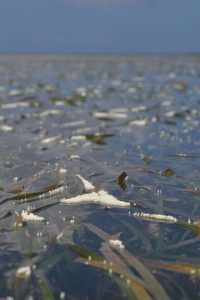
<box><xmin>0</xmin><ymin>54</ymin><xmax>200</xmax><ymax>299</ymax></box>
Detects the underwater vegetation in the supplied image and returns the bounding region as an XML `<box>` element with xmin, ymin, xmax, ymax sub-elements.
<box><xmin>0</xmin><ymin>54</ymin><xmax>200</xmax><ymax>299</ymax></box>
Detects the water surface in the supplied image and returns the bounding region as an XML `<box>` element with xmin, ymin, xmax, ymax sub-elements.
<box><xmin>0</xmin><ymin>54</ymin><xmax>200</xmax><ymax>300</ymax></box>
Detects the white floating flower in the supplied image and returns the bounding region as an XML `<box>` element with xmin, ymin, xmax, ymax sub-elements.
<box><xmin>110</xmin><ymin>108</ymin><xmax>128</xmax><ymax>113</ymax></box>
<box><xmin>76</xmin><ymin>174</ymin><xmax>95</xmax><ymax>192</ymax></box>
<box><xmin>8</xmin><ymin>89</ymin><xmax>22</xmax><ymax>97</ymax></box>
<box><xmin>0</xmin><ymin>125</ymin><xmax>13</xmax><ymax>132</ymax></box>
<box><xmin>71</xmin><ymin>135</ymin><xmax>86</xmax><ymax>141</ymax></box>
<box><xmin>0</xmin><ymin>116</ymin><xmax>6</xmax><ymax>121</ymax></box>
<box><xmin>40</xmin><ymin>109</ymin><xmax>61</xmax><ymax>117</ymax></box>
<box><xmin>61</xmin><ymin>120</ymin><xmax>86</xmax><ymax>128</ymax></box>
<box><xmin>127</xmin><ymin>87</ymin><xmax>137</xmax><ymax>93</ymax></box>
<box><xmin>60</xmin><ymin>291</ymin><xmax>66</xmax><ymax>299</ymax></box>
<box><xmin>2</xmin><ymin>102</ymin><xmax>29</xmax><ymax>109</ymax></box>
<box><xmin>41</xmin><ymin>135</ymin><xmax>60</xmax><ymax>144</ymax></box>
<box><xmin>129</xmin><ymin>119</ymin><xmax>147</xmax><ymax>126</ymax></box>
<box><xmin>59</xmin><ymin>168</ymin><xmax>67</xmax><ymax>174</ymax></box>
<box><xmin>131</xmin><ymin>105</ymin><xmax>146</xmax><ymax>112</ymax></box>
<box><xmin>162</xmin><ymin>100</ymin><xmax>173</xmax><ymax>107</ymax></box>
<box><xmin>164</xmin><ymin>110</ymin><xmax>176</xmax><ymax>117</ymax></box>
<box><xmin>109</xmin><ymin>239</ymin><xmax>125</xmax><ymax>249</ymax></box>
<box><xmin>16</xmin><ymin>266</ymin><xmax>31</xmax><ymax>279</ymax></box>
<box><xmin>69</xmin><ymin>155</ymin><xmax>80</xmax><ymax>160</ymax></box>
<box><xmin>93</xmin><ymin>111</ymin><xmax>127</xmax><ymax>120</ymax></box>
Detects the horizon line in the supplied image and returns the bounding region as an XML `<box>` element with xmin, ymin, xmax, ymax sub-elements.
<box><xmin>0</xmin><ymin>51</ymin><xmax>200</xmax><ymax>56</ymax></box>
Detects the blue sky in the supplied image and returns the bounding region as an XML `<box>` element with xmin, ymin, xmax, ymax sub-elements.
<box><xmin>0</xmin><ymin>0</ymin><xmax>200</xmax><ymax>53</ymax></box>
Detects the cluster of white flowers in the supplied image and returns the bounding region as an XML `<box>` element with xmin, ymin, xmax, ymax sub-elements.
<box><xmin>39</xmin><ymin>186</ymin><xmax>65</xmax><ymax>199</ymax></box>
<box><xmin>39</xmin><ymin>193</ymin><xmax>45</xmax><ymax>199</ymax></box>
<box><xmin>59</xmin><ymin>168</ymin><xmax>67</xmax><ymax>174</ymax></box>
<box><xmin>133</xmin><ymin>212</ymin><xmax>177</xmax><ymax>223</ymax></box>
<box><xmin>69</xmin><ymin>216</ymin><xmax>75</xmax><ymax>224</ymax></box>
<box><xmin>27</xmin><ymin>206</ymin><xmax>35</xmax><ymax>212</ymax></box>
<box><xmin>21</xmin><ymin>210</ymin><xmax>45</xmax><ymax>222</ymax></box>
<box><xmin>61</xmin><ymin>189</ymin><xmax>130</xmax><ymax>208</ymax></box>
<box><xmin>61</xmin><ymin>174</ymin><xmax>130</xmax><ymax>207</ymax></box>
<box><xmin>48</xmin><ymin>186</ymin><xmax>65</xmax><ymax>196</ymax></box>
<box><xmin>109</xmin><ymin>239</ymin><xmax>125</xmax><ymax>249</ymax></box>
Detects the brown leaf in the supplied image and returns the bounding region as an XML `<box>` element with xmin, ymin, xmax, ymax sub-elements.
<box><xmin>117</xmin><ymin>171</ymin><xmax>128</xmax><ymax>190</ymax></box>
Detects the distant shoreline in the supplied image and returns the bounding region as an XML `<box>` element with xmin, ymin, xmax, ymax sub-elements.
<box><xmin>0</xmin><ymin>52</ymin><xmax>200</xmax><ymax>57</ymax></box>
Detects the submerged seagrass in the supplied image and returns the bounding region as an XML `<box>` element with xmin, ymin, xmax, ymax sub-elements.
<box><xmin>0</xmin><ymin>54</ymin><xmax>200</xmax><ymax>300</ymax></box>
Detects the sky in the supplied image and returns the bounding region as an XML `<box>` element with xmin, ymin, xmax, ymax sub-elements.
<box><xmin>0</xmin><ymin>0</ymin><xmax>200</xmax><ymax>53</ymax></box>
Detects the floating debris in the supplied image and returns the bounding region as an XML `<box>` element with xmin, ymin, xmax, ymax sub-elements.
<box><xmin>85</xmin><ymin>133</ymin><xmax>113</xmax><ymax>145</ymax></box>
<box><xmin>117</xmin><ymin>171</ymin><xmax>128</xmax><ymax>190</ymax></box>
<box><xmin>8</xmin><ymin>186</ymin><xmax>24</xmax><ymax>195</ymax></box>
<box><xmin>163</xmin><ymin>168</ymin><xmax>175</xmax><ymax>176</ymax></box>
<box><xmin>133</xmin><ymin>212</ymin><xmax>177</xmax><ymax>223</ymax></box>
<box><xmin>143</xmin><ymin>156</ymin><xmax>152</xmax><ymax>164</ymax></box>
